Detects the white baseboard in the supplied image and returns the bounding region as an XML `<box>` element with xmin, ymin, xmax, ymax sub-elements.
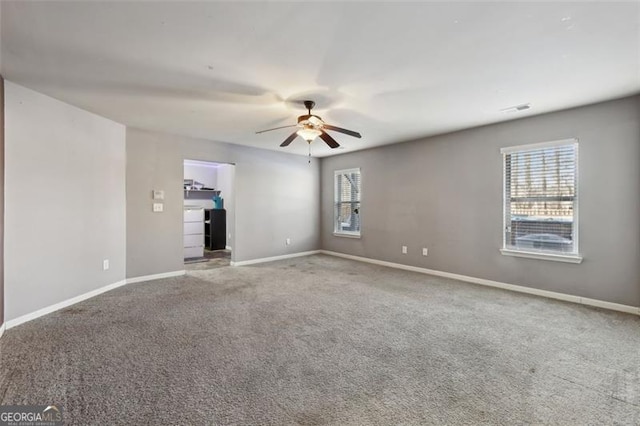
<box><xmin>126</xmin><ymin>270</ymin><xmax>185</xmax><ymax>284</ymax></box>
<box><xmin>225</xmin><ymin>245</ymin><xmax>232</xmax><ymax>250</ymax></box>
<box><xmin>320</xmin><ymin>250</ymin><xmax>640</xmax><ymax>316</ymax></box>
<box><xmin>578</xmin><ymin>297</ymin><xmax>640</xmax><ymax>314</ymax></box>
<box><xmin>0</xmin><ymin>322</ymin><xmax>5</xmax><ymax>340</ymax></box>
<box><xmin>231</xmin><ymin>250</ymin><xmax>320</xmax><ymax>267</ymax></box>
<box><xmin>4</xmin><ymin>270</ymin><xmax>187</xmax><ymax>330</ymax></box>
<box><xmin>6</xmin><ymin>279</ymin><xmax>128</xmax><ymax>329</ymax></box>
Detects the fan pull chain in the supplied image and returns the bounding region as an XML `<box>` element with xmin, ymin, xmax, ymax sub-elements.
<box><xmin>308</xmin><ymin>142</ymin><xmax>311</xmax><ymax>164</ymax></box>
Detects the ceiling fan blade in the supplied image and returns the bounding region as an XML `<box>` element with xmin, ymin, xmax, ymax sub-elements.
<box><xmin>280</xmin><ymin>132</ymin><xmax>299</xmax><ymax>147</ymax></box>
<box><xmin>323</xmin><ymin>124</ymin><xmax>362</xmax><ymax>138</ymax></box>
<box><xmin>319</xmin><ymin>131</ymin><xmax>340</xmax><ymax>149</ymax></box>
<box><xmin>256</xmin><ymin>124</ymin><xmax>297</xmax><ymax>134</ymax></box>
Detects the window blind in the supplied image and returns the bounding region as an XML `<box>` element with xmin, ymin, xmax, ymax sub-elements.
<box><xmin>502</xmin><ymin>140</ymin><xmax>578</xmax><ymax>254</ymax></box>
<box><xmin>334</xmin><ymin>168</ymin><xmax>361</xmax><ymax>235</ymax></box>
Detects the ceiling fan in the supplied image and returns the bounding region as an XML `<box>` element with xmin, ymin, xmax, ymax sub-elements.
<box><xmin>256</xmin><ymin>100</ymin><xmax>362</xmax><ymax>149</ymax></box>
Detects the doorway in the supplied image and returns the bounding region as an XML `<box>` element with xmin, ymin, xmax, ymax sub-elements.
<box><xmin>183</xmin><ymin>159</ymin><xmax>235</xmax><ymax>270</ymax></box>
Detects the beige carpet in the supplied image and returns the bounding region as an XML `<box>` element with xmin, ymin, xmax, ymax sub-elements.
<box><xmin>1</xmin><ymin>254</ymin><xmax>638</xmax><ymax>424</ymax></box>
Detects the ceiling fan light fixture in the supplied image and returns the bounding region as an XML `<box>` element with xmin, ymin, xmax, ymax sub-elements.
<box><xmin>256</xmin><ymin>100</ymin><xmax>360</xmax><ymax>149</ymax></box>
<box><xmin>308</xmin><ymin>115</ymin><xmax>323</xmax><ymax>126</ymax></box>
<box><xmin>297</xmin><ymin>127</ymin><xmax>322</xmax><ymax>142</ymax></box>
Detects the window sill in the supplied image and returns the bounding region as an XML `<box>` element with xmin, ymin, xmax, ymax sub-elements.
<box><xmin>500</xmin><ymin>248</ymin><xmax>583</xmax><ymax>264</ymax></box>
<box><xmin>333</xmin><ymin>232</ymin><xmax>361</xmax><ymax>239</ymax></box>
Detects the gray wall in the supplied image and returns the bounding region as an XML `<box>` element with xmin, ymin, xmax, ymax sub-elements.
<box><xmin>216</xmin><ymin>163</ymin><xmax>235</xmax><ymax>248</ymax></box>
<box><xmin>321</xmin><ymin>95</ymin><xmax>640</xmax><ymax>307</ymax></box>
<box><xmin>0</xmin><ymin>76</ymin><xmax>4</xmax><ymax>326</ymax></box>
<box><xmin>126</xmin><ymin>128</ymin><xmax>320</xmax><ymax>278</ymax></box>
<box><xmin>4</xmin><ymin>81</ymin><xmax>126</xmax><ymax>321</ymax></box>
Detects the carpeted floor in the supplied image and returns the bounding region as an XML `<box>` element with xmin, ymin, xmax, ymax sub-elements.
<box><xmin>1</xmin><ymin>254</ymin><xmax>639</xmax><ymax>424</ymax></box>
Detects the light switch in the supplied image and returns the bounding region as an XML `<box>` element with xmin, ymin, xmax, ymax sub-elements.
<box><xmin>153</xmin><ymin>203</ymin><xmax>164</xmax><ymax>212</ymax></box>
<box><xmin>153</xmin><ymin>190</ymin><xmax>165</xmax><ymax>200</ymax></box>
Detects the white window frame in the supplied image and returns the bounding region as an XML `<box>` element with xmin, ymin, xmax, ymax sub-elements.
<box><xmin>500</xmin><ymin>138</ymin><xmax>582</xmax><ymax>263</ymax></box>
<box><xmin>334</xmin><ymin>168</ymin><xmax>361</xmax><ymax>238</ymax></box>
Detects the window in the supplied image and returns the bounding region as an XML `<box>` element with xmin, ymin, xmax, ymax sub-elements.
<box><xmin>501</xmin><ymin>139</ymin><xmax>581</xmax><ymax>263</ymax></box>
<box><xmin>334</xmin><ymin>168</ymin><xmax>361</xmax><ymax>237</ymax></box>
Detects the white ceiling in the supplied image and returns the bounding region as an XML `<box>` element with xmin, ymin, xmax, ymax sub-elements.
<box><xmin>2</xmin><ymin>1</ymin><xmax>639</xmax><ymax>157</ymax></box>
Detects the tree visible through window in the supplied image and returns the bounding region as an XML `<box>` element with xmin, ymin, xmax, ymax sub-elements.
<box><xmin>334</xmin><ymin>168</ymin><xmax>361</xmax><ymax>236</ymax></box>
<box><xmin>502</xmin><ymin>140</ymin><xmax>578</xmax><ymax>255</ymax></box>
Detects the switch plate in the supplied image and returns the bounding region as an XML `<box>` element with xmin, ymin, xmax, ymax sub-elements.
<box><xmin>422</xmin><ymin>248</ymin><xmax>428</xmax><ymax>256</ymax></box>
<box><xmin>286</xmin><ymin>238</ymin><xmax>291</xmax><ymax>245</ymax></box>
<box><xmin>402</xmin><ymin>246</ymin><xmax>408</xmax><ymax>254</ymax></box>
<box><xmin>152</xmin><ymin>190</ymin><xmax>165</xmax><ymax>200</ymax></box>
<box><xmin>153</xmin><ymin>203</ymin><xmax>164</xmax><ymax>212</ymax></box>
<box><xmin>103</xmin><ymin>259</ymin><xmax>110</xmax><ymax>270</ymax></box>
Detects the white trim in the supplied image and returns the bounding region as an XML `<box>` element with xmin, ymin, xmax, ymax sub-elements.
<box><xmin>574</xmin><ymin>142</ymin><xmax>580</xmax><ymax>252</ymax></box>
<box><xmin>0</xmin><ymin>322</ymin><xmax>5</xmax><ymax>340</ymax></box>
<box><xmin>333</xmin><ymin>232</ymin><xmax>361</xmax><ymax>239</ymax></box>
<box><xmin>6</xmin><ymin>279</ymin><xmax>128</xmax><ymax>329</ymax></box>
<box><xmin>5</xmin><ymin>270</ymin><xmax>187</xmax><ymax>330</ymax></box>
<box><xmin>334</xmin><ymin>167</ymin><xmax>361</xmax><ymax>176</ymax></box>
<box><xmin>126</xmin><ymin>270</ymin><xmax>185</xmax><ymax>284</ymax></box>
<box><xmin>334</xmin><ymin>167</ymin><xmax>362</xmax><ymax>237</ymax></box>
<box><xmin>502</xmin><ymin>147</ymin><xmax>508</xmax><ymax>249</ymax></box>
<box><xmin>319</xmin><ymin>250</ymin><xmax>639</xmax><ymax>316</ymax></box>
<box><xmin>501</xmin><ymin>139</ymin><xmax>580</xmax><ymax>260</ymax></box>
<box><xmin>500</xmin><ymin>248</ymin><xmax>583</xmax><ymax>263</ymax></box>
<box><xmin>183</xmin><ymin>159</ymin><xmax>224</xmax><ymax>168</ymax></box>
<box><xmin>579</xmin><ymin>297</ymin><xmax>639</xmax><ymax>314</ymax></box>
<box><xmin>225</xmin><ymin>245</ymin><xmax>232</xmax><ymax>250</ymax></box>
<box><xmin>500</xmin><ymin>138</ymin><xmax>578</xmax><ymax>154</ymax></box>
<box><xmin>231</xmin><ymin>250</ymin><xmax>320</xmax><ymax>267</ymax></box>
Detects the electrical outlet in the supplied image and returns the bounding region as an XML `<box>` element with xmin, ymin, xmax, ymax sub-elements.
<box><xmin>402</xmin><ymin>246</ymin><xmax>408</xmax><ymax>254</ymax></box>
<box><xmin>103</xmin><ymin>259</ymin><xmax>110</xmax><ymax>271</ymax></box>
<box><xmin>286</xmin><ymin>238</ymin><xmax>291</xmax><ymax>245</ymax></box>
<box><xmin>153</xmin><ymin>203</ymin><xmax>163</xmax><ymax>212</ymax></box>
<box><xmin>422</xmin><ymin>248</ymin><xmax>428</xmax><ymax>256</ymax></box>
<box><xmin>152</xmin><ymin>190</ymin><xmax>164</xmax><ymax>200</ymax></box>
